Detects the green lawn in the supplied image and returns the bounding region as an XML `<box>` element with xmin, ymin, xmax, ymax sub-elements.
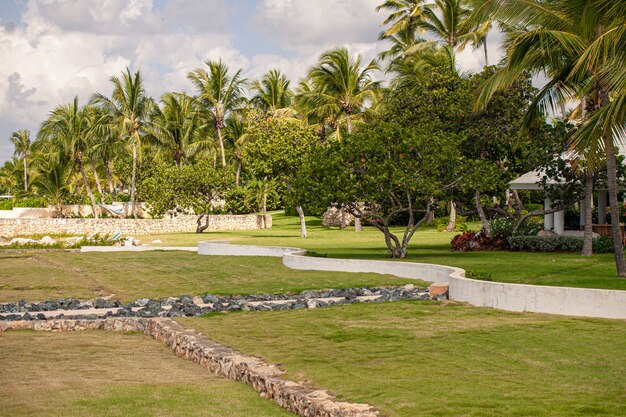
<box><xmin>179</xmin><ymin>301</ymin><xmax>626</xmax><ymax>417</ymax></box>
<box><xmin>0</xmin><ymin>251</ymin><xmax>421</xmax><ymax>302</ymax></box>
<box><xmin>144</xmin><ymin>212</ymin><xmax>626</xmax><ymax>291</ymax></box>
<box><xmin>0</xmin><ymin>330</ymin><xmax>293</xmax><ymax>417</ymax></box>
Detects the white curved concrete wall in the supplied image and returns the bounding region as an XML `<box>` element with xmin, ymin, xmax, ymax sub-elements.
<box><xmin>196</xmin><ymin>241</ymin><xmax>626</xmax><ymax>320</ymax></box>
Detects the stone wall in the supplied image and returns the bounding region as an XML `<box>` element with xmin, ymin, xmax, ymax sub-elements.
<box><xmin>0</xmin><ymin>214</ymin><xmax>271</xmax><ymax>237</ymax></box>
<box><xmin>1</xmin><ymin>318</ymin><xmax>378</xmax><ymax>417</ymax></box>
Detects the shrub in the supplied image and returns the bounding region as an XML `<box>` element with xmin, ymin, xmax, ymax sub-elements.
<box><xmin>0</xmin><ymin>199</ymin><xmax>14</xmax><ymax>210</ymax></box>
<box><xmin>489</xmin><ymin>216</ymin><xmax>543</xmax><ymax>239</ymax></box>
<box><xmin>593</xmin><ymin>236</ymin><xmax>614</xmax><ymax>254</ymax></box>
<box><xmin>435</xmin><ymin>216</ymin><xmax>468</xmax><ymax>232</ymax></box>
<box><xmin>508</xmin><ymin>235</ymin><xmax>614</xmax><ymax>253</ymax></box>
<box><xmin>13</xmin><ymin>197</ymin><xmax>46</xmax><ymax>208</ymax></box>
<box><xmin>451</xmin><ymin>231</ymin><xmax>492</xmax><ymax>252</ymax></box>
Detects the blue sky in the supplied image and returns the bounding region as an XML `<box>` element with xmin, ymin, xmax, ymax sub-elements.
<box><xmin>0</xmin><ymin>0</ymin><xmax>501</xmax><ymax>163</ymax></box>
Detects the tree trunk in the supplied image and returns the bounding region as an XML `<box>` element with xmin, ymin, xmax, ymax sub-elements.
<box><xmin>90</xmin><ymin>160</ymin><xmax>103</xmax><ymax>195</ymax></box>
<box><xmin>475</xmin><ymin>191</ymin><xmax>491</xmax><ymax>236</ymax></box>
<box><xmin>236</xmin><ymin>160</ymin><xmax>241</xmax><ymax>187</ymax></box>
<box><xmin>296</xmin><ymin>205</ymin><xmax>308</xmax><ymax>238</ymax></box>
<box><xmin>345</xmin><ymin>114</ymin><xmax>353</xmax><ymax>135</ymax></box>
<box><xmin>483</xmin><ymin>40</ymin><xmax>489</xmax><ymax>66</ymax></box>
<box><xmin>216</xmin><ymin>126</ymin><xmax>226</xmax><ymax>168</ymax></box>
<box><xmin>262</xmin><ymin>184</ymin><xmax>267</xmax><ymax>229</ymax></box>
<box><xmin>77</xmin><ymin>157</ymin><xmax>99</xmax><ymax>219</ymax></box>
<box><xmin>104</xmin><ymin>160</ymin><xmax>116</xmax><ymax>198</ymax></box>
<box><xmin>581</xmin><ymin>174</ymin><xmax>594</xmax><ymax>256</ymax></box>
<box><xmin>354</xmin><ymin>217</ymin><xmax>363</xmax><ymax>232</ymax></box>
<box><xmin>444</xmin><ymin>200</ymin><xmax>457</xmax><ymax>232</ymax></box>
<box><xmin>604</xmin><ymin>134</ymin><xmax>626</xmax><ymax>276</ymax></box>
<box><xmin>23</xmin><ymin>157</ymin><xmax>27</xmax><ymax>192</ymax></box>
<box><xmin>196</xmin><ymin>214</ymin><xmax>210</xmax><ymax>233</ymax></box>
<box><xmin>129</xmin><ymin>142</ymin><xmax>138</xmax><ymax>219</ymax></box>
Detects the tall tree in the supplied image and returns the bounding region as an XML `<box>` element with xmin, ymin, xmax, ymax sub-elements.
<box><xmin>304</xmin><ymin>48</ymin><xmax>380</xmax><ymax>135</ymax></box>
<box><xmin>250</xmin><ymin>69</ymin><xmax>293</xmax><ymax>115</ymax></box>
<box><xmin>147</xmin><ymin>93</ymin><xmax>200</xmax><ymax>167</ymax></box>
<box><xmin>92</xmin><ymin>68</ymin><xmax>152</xmax><ymax>218</ymax></box>
<box><xmin>474</xmin><ymin>0</ymin><xmax>626</xmax><ymax>276</ymax></box>
<box><xmin>39</xmin><ymin>98</ymin><xmax>101</xmax><ymax>218</ymax></box>
<box><xmin>10</xmin><ymin>129</ymin><xmax>31</xmax><ymax>192</ymax></box>
<box><xmin>187</xmin><ymin>60</ymin><xmax>247</xmax><ymax>168</ymax></box>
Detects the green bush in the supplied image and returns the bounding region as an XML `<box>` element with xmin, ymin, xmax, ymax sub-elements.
<box><xmin>434</xmin><ymin>215</ymin><xmax>468</xmax><ymax>232</ymax></box>
<box><xmin>0</xmin><ymin>199</ymin><xmax>14</xmax><ymax>210</ymax></box>
<box><xmin>508</xmin><ymin>235</ymin><xmax>615</xmax><ymax>253</ymax></box>
<box><xmin>489</xmin><ymin>216</ymin><xmax>543</xmax><ymax>239</ymax></box>
<box><xmin>465</xmin><ymin>269</ymin><xmax>493</xmax><ymax>281</ymax></box>
<box><xmin>13</xmin><ymin>197</ymin><xmax>46</xmax><ymax>208</ymax></box>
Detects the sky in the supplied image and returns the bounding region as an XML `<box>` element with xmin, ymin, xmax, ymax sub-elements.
<box><xmin>0</xmin><ymin>0</ymin><xmax>504</xmax><ymax>163</ymax></box>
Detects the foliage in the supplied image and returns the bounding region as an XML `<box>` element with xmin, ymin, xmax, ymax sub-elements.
<box><xmin>508</xmin><ymin>235</ymin><xmax>614</xmax><ymax>253</ymax></box>
<box><xmin>465</xmin><ymin>269</ymin><xmax>493</xmax><ymax>281</ymax></box>
<box><xmin>140</xmin><ymin>161</ymin><xmax>232</xmax><ymax>219</ymax></box>
<box><xmin>307</xmin><ymin>113</ymin><xmax>461</xmax><ymax>257</ymax></box>
<box><xmin>488</xmin><ymin>216</ymin><xmax>542</xmax><ymax>239</ymax></box>
<box><xmin>450</xmin><ymin>230</ymin><xmax>492</xmax><ymax>252</ymax></box>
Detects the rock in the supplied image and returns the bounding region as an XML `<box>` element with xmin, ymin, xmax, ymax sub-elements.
<box><xmin>203</xmin><ymin>294</ymin><xmax>221</xmax><ymax>304</ymax></box>
<box><xmin>135</xmin><ymin>298</ymin><xmax>150</xmax><ymax>307</ymax></box>
<box><xmin>65</xmin><ymin>237</ymin><xmax>83</xmax><ymax>245</ymax></box>
<box><xmin>428</xmin><ymin>282</ymin><xmax>449</xmax><ymax>299</ymax></box>
<box><xmin>402</xmin><ymin>284</ymin><xmax>415</xmax><ymax>291</ymax></box>
<box><xmin>192</xmin><ymin>296</ymin><xmax>204</xmax><ymax>305</ymax></box>
<box><xmin>93</xmin><ymin>298</ymin><xmax>106</xmax><ymax>309</ymax></box>
<box><xmin>151</xmin><ymin>239</ymin><xmax>162</xmax><ymax>244</ymax></box>
<box><xmin>8</xmin><ymin>237</ymin><xmax>37</xmax><ymax>246</ymax></box>
<box><xmin>38</xmin><ymin>236</ymin><xmax>57</xmax><ymax>245</ymax></box>
<box><xmin>537</xmin><ymin>230</ymin><xmax>556</xmax><ymax>237</ymax></box>
<box><xmin>35</xmin><ymin>313</ymin><xmax>46</xmax><ymax>320</ymax></box>
<box><xmin>306</xmin><ymin>299</ymin><xmax>319</xmax><ymax>309</ymax></box>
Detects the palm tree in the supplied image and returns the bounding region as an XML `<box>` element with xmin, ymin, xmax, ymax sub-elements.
<box><xmin>305</xmin><ymin>48</ymin><xmax>380</xmax><ymax>135</ymax></box>
<box><xmin>187</xmin><ymin>60</ymin><xmax>247</xmax><ymax>168</ymax></box>
<box><xmin>250</xmin><ymin>69</ymin><xmax>293</xmax><ymax>115</ymax></box>
<box><xmin>224</xmin><ymin>115</ymin><xmax>249</xmax><ymax>187</ymax></box>
<box><xmin>92</xmin><ymin>68</ymin><xmax>152</xmax><ymax>218</ymax></box>
<box><xmin>474</xmin><ymin>0</ymin><xmax>626</xmax><ymax>275</ymax></box>
<box><xmin>10</xmin><ymin>129</ymin><xmax>31</xmax><ymax>192</ymax></box>
<box><xmin>147</xmin><ymin>93</ymin><xmax>200</xmax><ymax>167</ymax></box>
<box><xmin>39</xmin><ymin>97</ymin><xmax>101</xmax><ymax>218</ymax></box>
<box><xmin>377</xmin><ymin>0</ymin><xmax>427</xmax><ymax>38</ymax></box>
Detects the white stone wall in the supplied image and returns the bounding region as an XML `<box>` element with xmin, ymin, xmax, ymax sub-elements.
<box><xmin>0</xmin><ymin>214</ymin><xmax>271</xmax><ymax>237</ymax></box>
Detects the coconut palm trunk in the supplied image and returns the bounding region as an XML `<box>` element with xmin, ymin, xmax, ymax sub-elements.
<box><xmin>216</xmin><ymin>124</ymin><xmax>227</xmax><ymax>168</ymax></box>
<box><xmin>445</xmin><ymin>200</ymin><xmax>457</xmax><ymax>232</ymax></box>
<box><xmin>236</xmin><ymin>160</ymin><xmax>241</xmax><ymax>187</ymax></box>
<box><xmin>603</xmin><ymin>133</ymin><xmax>626</xmax><ymax>275</ymax></box>
<box><xmin>22</xmin><ymin>157</ymin><xmax>28</xmax><ymax>191</ymax></box>
<box><xmin>129</xmin><ymin>142</ymin><xmax>138</xmax><ymax>219</ymax></box>
<box><xmin>77</xmin><ymin>155</ymin><xmax>98</xmax><ymax>219</ymax></box>
<box><xmin>90</xmin><ymin>160</ymin><xmax>103</xmax><ymax>195</ymax></box>
<box><xmin>104</xmin><ymin>160</ymin><xmax>116</xmax><ymax>198</ymax></box>
<box><xmin>581</xmin><ymin>174</ymin><xmax>594</xmax><ymax>256</ymax></box>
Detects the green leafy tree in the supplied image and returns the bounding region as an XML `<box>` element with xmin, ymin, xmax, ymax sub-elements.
<box><xmin>187</xmin><ymin>60</ymin><xmax>247</xmax><ymax>168</ymax></box>
<box><xmin>304</xmin><ymin>48</ymin><xmax>380</xmax><ymax>135</ymax></box>
<box><xmin>307</xmin><ymin>118</ymin><xmax>461</xmax><ymax>257</ymax></box>
<box><xmin>243</xmin><ymin>113</ymin><xmax>319</xmax><ymax>237</ymax></box>
<box><xmin>250</xmin><ymin>69</ymin><xmax>293</xmax><ymax>116</ymax></box>
<box><xmin>92</xmin><ymin>68</ymin><xmax>153</xmax><ymax>218</ymax></box>
<box><xmin>38</xmin><ymin>97</ymin><xmax>103</xmax><ymax>218</ymax></box>
<box><xmin>474</xmin><ymin>0</ymin><xmax>626</xmax><ymax>275</ymax></box>
<box><xmin>147</xmin><ymin>93</ymin><xmax>200</xmax><ymax>167</ymax></box>
<box><xmin>141</xmin><ymin>161</ymin><xmax>233</xmax><ymax>233</ymax></box>
<box><xmin>10</xmin><ymin>129</ymin><xmax>31</xmax><ymax>192</ymax></box>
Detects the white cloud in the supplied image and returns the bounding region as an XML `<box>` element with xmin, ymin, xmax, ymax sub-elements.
<box><xmin>255</xmin><ymin>0</ymin><xmax>381</xmax><ymax>54</ymax></box>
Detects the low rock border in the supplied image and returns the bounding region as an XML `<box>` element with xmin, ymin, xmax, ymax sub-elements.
<box><xmin>1</xmin><ymin>318</ymin><xmax>378</xmax><ymax>417</ymax></box>
<box><xmin>0</xmin><ymin>285</ymin><xmax>444</xmax><ymax>321</ymax></box>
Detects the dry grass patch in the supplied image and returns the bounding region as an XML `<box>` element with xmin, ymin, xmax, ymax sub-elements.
<box><xmin>0</xmin><ymin>330</ymin><xmax>294</xmax><ymax>417</ymax></box>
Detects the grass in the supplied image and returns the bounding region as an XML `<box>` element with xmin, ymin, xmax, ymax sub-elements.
<box><xmin>0</xmin><ymin>251</ymin><xmax>422</xmax><ymax>302</ymax></box>
<box><xmin>0</xmin><ymin>330</ymin><xmax>293</xmax><ymax>417</ymax></box>
<box><xmin>179</xmin><ymin>301</ymin><xmax>626</xmax><ymax>417</ymax></box>
<box><xmin>2</xmin><ymin>212</ymin><xmax>625</xmax><ymax>304</ymax></box>
<box><xmin>142</xmin><ymin>212</ymin><xmax>626</xmax><ymax>291</ymax></box>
